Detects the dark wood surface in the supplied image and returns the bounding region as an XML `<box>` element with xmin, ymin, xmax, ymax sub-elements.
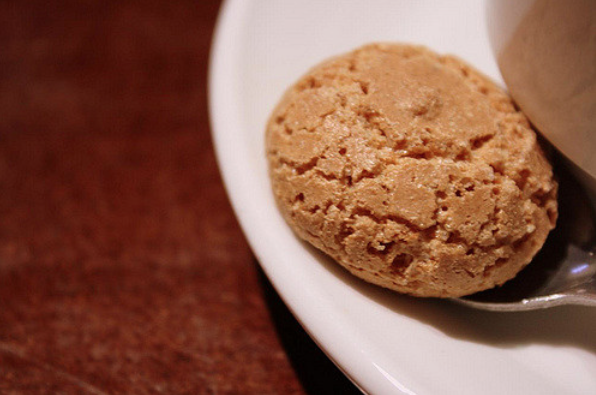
<box><xmin>0</xmin><ymin>1</ymin><xmax>360</xmax><ymax>393</ymax></box>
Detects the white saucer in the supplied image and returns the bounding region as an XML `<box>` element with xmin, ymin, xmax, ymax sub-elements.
<box><xmin>209</xmin><ymin>1</ymin><xmax>596</xmax><ymax>393</ymax></box>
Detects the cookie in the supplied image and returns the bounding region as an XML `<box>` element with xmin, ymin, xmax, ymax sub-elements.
<box><xmin>265</xmin><ymin>43</ymin><xmax>557</xmax><ymax>297</ymax></box>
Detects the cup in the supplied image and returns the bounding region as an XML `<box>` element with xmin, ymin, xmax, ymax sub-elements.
<box><xmin>487</xmin><ymin>0</ymin><xmax>596</xmax><ymax>197</ymax></box>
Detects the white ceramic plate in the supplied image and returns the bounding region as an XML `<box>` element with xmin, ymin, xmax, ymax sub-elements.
<box><xmin>208</xmin><ymin>1</ymin><xmax>596</xmax><ymax>394</ymax></box>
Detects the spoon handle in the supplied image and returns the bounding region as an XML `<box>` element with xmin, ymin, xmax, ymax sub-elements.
<box><xmin>561</xmin><ymin>278</ymin><xmax>596</xmax><ymax>307</ymax></box>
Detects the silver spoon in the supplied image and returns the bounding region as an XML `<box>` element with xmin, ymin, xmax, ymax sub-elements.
<box><xmin>455</xmin><ymin>159</ymin><xmax>596</xmax><ymax>311</ymax></box>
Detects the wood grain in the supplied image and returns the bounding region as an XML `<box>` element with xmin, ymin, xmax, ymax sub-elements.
<box><xmin>0</xmin><ymin>1</ymin><xmax>360</xmax><ymax>393</ymax></box>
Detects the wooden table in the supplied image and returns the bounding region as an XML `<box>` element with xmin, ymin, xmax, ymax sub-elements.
<box><xmin>0</xmin><ymin>1</ymin><xmax>360</xmax><ymax>393</ymax></box>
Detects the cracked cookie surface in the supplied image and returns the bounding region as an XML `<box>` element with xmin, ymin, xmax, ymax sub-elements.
<box><xmin>266</xmin><ymin>43</ymin><xmax>557</xmax><ymax>297</ymax></box>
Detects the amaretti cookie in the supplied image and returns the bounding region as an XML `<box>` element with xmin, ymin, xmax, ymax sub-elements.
<box><xmin>266</xmin><ymin>43</ymin><xmax>557</xmax><ymax>297</ymax></box>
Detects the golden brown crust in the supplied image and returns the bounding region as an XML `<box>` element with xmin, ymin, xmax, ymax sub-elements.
<box><xmin>266</xmin><ymin>43</ymin><xmax>558</xmax><ymax>297</ymax></box>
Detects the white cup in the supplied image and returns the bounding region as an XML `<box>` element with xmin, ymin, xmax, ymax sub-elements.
<box><xmin>487</xmin><ymin>0</ymin><xmax>596</xmax><ymax>197</ymax></box>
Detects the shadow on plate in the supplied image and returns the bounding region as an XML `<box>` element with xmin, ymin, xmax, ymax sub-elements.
<box><xmin>256</xmin><ymin>265</ymin><xmax>362</xmax><ymax>395</ymax></box>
